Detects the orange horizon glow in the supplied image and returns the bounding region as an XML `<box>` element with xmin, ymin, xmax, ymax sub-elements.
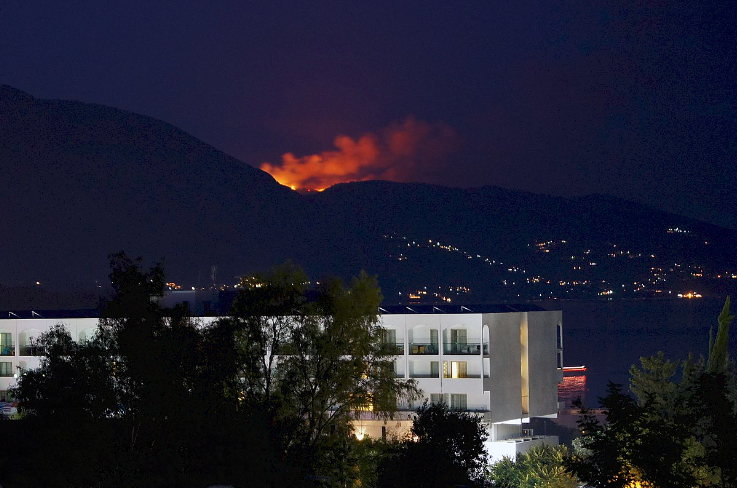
<box><xmin>260</xmin><ymin>116</ymin><xmax>460</xmax><ymax>191</ymax></box>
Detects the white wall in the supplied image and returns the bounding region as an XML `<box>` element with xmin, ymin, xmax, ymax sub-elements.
<box><xmin>0</xmin><ymin>317</ymin><xmax>100</xmax><ymax>393</ymax></box>
<box><xmin>0</xmin><ymin>310</ymin><xmax>563</xmax><ymax>432</ymax></box>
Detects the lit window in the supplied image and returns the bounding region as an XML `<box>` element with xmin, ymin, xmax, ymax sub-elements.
<box><xmin>443</xmin><ymin>361</ymin><xmax>467</xmax><ymax>378</ymax></box>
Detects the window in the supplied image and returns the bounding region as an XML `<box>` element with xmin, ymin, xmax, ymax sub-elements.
<box><xmin>0</xmin><ymin>362</ymin><xmax>13</xmax><ymax>377</ymax></box>
<box><xmin>446</xmin><ymin>329</ymin><xmax>469</xmax><ymax>354</ymax></box>
<box><xmin>385</xmin><ymin>329</ymin><xmax>402</xmax><ymax>354</ymax></box>
<box><xmin>450</xmin><ymin>394</ymin><xmax>467</xmax><ymax>411</ymax></box>
<box><xmin>0</xmin><ymin>333</ymin><xmax>13</xmax><ymax>356</ymax></box>
<box><xmin>392</xmin><ymin>360</ymin><xmax>403</xmax><ymax>378</ymax></box>
<box><xmin>430</xmin><ymin>361</ymin><xmax>439</xmax><ymax>378</ymax></box>
<box><xmin>443</xmin><ymin>361</ymin><xmax>467</xmax><ymax>378</ymax></box>
<box><xmin>430</xmin><ymin>393</ymin><xmax>443</xmax><ymax>405</ymax></box>
<box><xmin>451</xmin><ymin>329</ymin><xmax>467</xmax><ymax>345</ymax></box>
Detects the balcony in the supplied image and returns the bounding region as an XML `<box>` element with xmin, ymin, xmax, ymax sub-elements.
<box><xmin>392</xmin><ymin>343</ymin><xmax>404</xmax><ymax>355</ymax></box>
<box><xmin>408</xmin><ymin>372</ymin><xmax>440</xmax><ymax>379</ymax></box>
<box><xmin>19</xmin><ymin>345</ymin><xmax>43</xmax><ymax>356</ymax></box>
<box><xmin>0</xmin><ymin>345</ymin><xmax>14</xmax><ymax>356</ymax></box>
<box><xmin>409</xmin><ymin>343</ymin><xmax>439</xmax><ymax>355</ymax></box>
<box><xmin>443</xmin><ymin>343</ymin><xmax>488</xmax><ymax>355</ymax></box>
<box><xmin>444</xmin><ymin>373</ymin><xmax>483</xmax><ymax>379</ymax></box>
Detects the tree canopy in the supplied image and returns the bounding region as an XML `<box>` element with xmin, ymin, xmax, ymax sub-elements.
<box><xmin>4</xmin><ymin>255</ymin><xmax>419</xmax><ymax>487</ymax></box>
<box><xmin>376</xmin><ymin>401</ymin><xmax>488</xmax><ymax>488</ymax></box>
<box><xmin>223</xmin><ymin>262</ymin><xmax>420</xmax><ymax>466</ymax></box>
<box><xmin>487</xmin><ymin>444</ymin><xmax>578</xmax><ymax>488</ymax></box>
<box><xmin>567</xmin><ymin>296</ymin><xmax>737</xmax><ymax>488</ymax></box>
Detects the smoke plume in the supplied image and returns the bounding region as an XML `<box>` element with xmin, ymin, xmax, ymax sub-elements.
<box><xmin>260</xmin><ymin>117</ymin><xmax>460</xmax><ymax>191</ymax></box>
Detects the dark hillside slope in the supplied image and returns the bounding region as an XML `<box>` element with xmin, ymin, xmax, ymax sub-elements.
<box><xmin>310</xmin><ymin>181</ymin><xmax>737</xmax><ymax>300</ymax></box>
<box><xmin>1</xmin><ymin>85</ymin><xmax>305</xmax><ymax>286</ymax></box>
<box><xmin>2</xmin><ymin>86</ymin><xmax>735</xmax><ymax>301</ymax></box>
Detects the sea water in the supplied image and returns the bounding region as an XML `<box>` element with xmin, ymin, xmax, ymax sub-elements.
<box><xmin>538</xmin><ymin>298</ymin><xmax>734</xmax><ymax>406</ymax></box>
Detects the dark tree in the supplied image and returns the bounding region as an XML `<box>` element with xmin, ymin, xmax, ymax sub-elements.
<box><xmin>377</xmin><ymin>401</ymin><xmax>487</xmax><ymax>488</ymax></box>
<box><xmin>568</xmin><ymin>297</ymin><xmax>737</xmax><ymax>488</ymax></box>
<box><xmin>6</xmin><ymin>253</ymin><xmax>289</xmax><ymax>487</ymax></box>
<box><xmin>687</xmin><ymin>372</ymin><xmax>737</xmax><ymax>487</ymax></box>
<box><xmin>567</xmin><ymin>382</ymin><xmax>697</xmax><ymax>488</ymax></box>
<box><xmin>225</xmin><ymin>262</ymin><xmax>419</xmax><ymax>473</ymax></box>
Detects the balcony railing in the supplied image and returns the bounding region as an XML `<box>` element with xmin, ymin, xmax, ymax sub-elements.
<box><xmin>409</xmin><ymin>343</ymin><xmax>439</xmax><ymax>355</ymax></box>
<box><xmin>408</xmin><ymin>372</ymin><xmax>440</xmax><ymax>378</ymax></box>
<box><xmin>0</xmin><ymin>345</ymin><xmax>15</xmax><ymax>356</ymax></box>
<box><xmin>443</xmin><ymin>373</ymin><xmax>483</xmax><ymax>379</ymax></box>
<box><xmin>19</xmin><ymin>345</ymin><xmax>43</xmax><ymax>356</ymax></box>
<box><xmin>443</xmin><ymin>343</ymin><xmax>488</xmax><ymax>355</ymax></box>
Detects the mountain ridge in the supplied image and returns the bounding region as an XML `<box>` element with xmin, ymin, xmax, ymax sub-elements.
<box><xmin>2</xmin><ymin>86</ymin><xmax>735</xmax><ymax>302</ymax></box>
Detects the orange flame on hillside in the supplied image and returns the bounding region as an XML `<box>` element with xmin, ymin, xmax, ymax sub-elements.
<box><xmin>260</xmin><ymin>117</ymin><xmax>460</xmax><ymax>191</ymax></box>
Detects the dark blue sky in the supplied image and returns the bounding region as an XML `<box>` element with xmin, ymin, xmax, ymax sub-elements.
<box><xmin>2</xmin><ymin>0</ymin><xmax>735</xmax><ymax>228</ymax></box>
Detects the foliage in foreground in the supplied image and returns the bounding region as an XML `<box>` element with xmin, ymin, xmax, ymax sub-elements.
<box><xmin>225</xmin><ymin>261</ymin><xmax>419</xmax><ymax>462</ymax></box>
<box><xmin>3</xmin><ymin>254</ymin><xmax>416</xmax><ymax>488</ymax></box>
<box><xmin>487</xmin><ymin>444</ymin><xmax>578</xmax><ymax>488</ymax></box>
<box><xmin>376</xmin><ymin>401</ymin><xmax>488</xmax><ymax>488</ymax></box>
<box><xmin>566</xmin><ymin>297</ymin><xmax>737</xmax><ymax>488</ymax></box>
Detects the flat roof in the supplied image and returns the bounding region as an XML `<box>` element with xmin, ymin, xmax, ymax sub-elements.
<box><xmin>2</xmin><ymin>303</ymin><xmax>556</xmax><ymax>320</ymax></box>
<box><xmin>378</xmin><ymin>303</ymin><xmax>551</xmax><ymax>314</ymax></box>
<box><xmin>1</xmin><ymin>309</ymin><xmax>100</xmax><ymax>319</ymax></box>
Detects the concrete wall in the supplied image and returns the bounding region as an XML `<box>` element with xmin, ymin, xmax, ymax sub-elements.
<box><xmin>527</xmin><ymin>310</ymin><xmax>563</xmax><ymax>418</ymax></box>
<box><xmin>484</xmin><ymin>312</ymin><xmax>523</xmax><ymax>422</ymax></box>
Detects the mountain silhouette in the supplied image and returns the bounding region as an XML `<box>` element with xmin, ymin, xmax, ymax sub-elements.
<box><xmin>2</xmin><ymin>86</ymin><xmax>736</xmax><ymax>302</ymax></box>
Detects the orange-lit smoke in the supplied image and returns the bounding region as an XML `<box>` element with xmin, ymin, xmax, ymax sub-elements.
<box><xmin>260</xmin><ymin>117</ymin><xmax>460</xmax><ymax>191</ymax></box>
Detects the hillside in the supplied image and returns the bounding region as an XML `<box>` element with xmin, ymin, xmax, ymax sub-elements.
<box><xmin>2</xmin><ymin>86</ymin><xmax>736</xmax><ymax>303</ymax></box>
<box><xmin>1</xmin><ymin>85</ymin><xmax>306</xmax><ymax>287</ymax></box>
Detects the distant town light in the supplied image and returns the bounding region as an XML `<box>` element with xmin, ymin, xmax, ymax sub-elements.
<box><xmin>677</xmin><ymin>292</ymin><xmax>702</xmax><ymax>299</ymax></box>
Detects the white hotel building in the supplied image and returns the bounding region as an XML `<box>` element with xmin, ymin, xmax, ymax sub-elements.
<box><xmin>0</xmin><ymin>303</ymin><xmax>563</xmax><ymax>460</ymax></box>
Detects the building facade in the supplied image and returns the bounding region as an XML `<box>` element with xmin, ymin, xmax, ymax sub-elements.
<box><xmin>0</xmin><ymin>304</ymin><xmax>563</xmax><ymax>460</ymax></box>
<box><xmin>361</xmin><ymin>305</ymin><xmax>563</xmax><ymax>459</ymax></box>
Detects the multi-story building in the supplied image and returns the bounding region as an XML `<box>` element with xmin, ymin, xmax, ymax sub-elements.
<box><xmin>0</xmin><ymin>303</ymin><xmax>563</xmax><ymax>460</ymax></box>
<box><xmin>363</xmin><ymin>304</ymin><xmax>563</xmax><ymax>460</ymax></box>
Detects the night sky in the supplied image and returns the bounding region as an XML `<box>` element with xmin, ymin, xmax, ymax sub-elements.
<box><xmin>2</xmin><ymin>1</ymin><xmax>736</xmax><ymax>229</ymax></box>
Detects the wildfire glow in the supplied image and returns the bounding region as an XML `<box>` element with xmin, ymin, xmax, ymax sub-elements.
<box><xmin>260</xmin><ymin>116</ymin><xmax>459</xmax><ymax>191</ymax></box>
